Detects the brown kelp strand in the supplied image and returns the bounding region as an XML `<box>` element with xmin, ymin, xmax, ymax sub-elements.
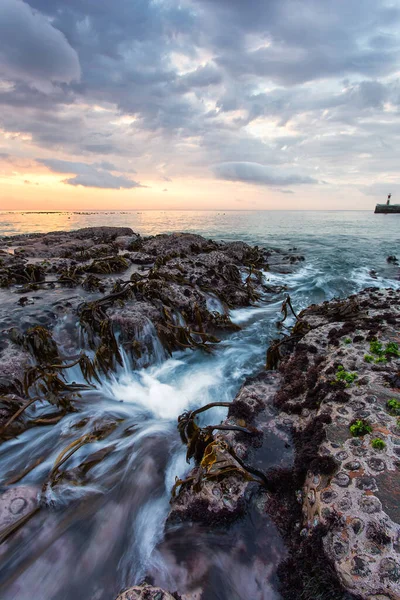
<box><xmin>173</xmin><ymin>401</ymin><xmax>268</xmax><ymax>497</ymax></box>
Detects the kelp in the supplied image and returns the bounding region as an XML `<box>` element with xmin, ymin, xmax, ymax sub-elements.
<box><xmin>172</xmin><ymin>438</ymin><xmax>270</xmax><ymax>498</ymax></box>
<box><xmin>279</xmin><ymin>294</ymin><xmax>298</xmax><ymax>324</ymax></box>
<box><xmin>77</xmin><ymin>283</ymin><xmax>136</xmax><ymax>375</ymax></box>
<box><xmin>172</xmin><ymin>402</ymin><xmax>269</xmax><ymax>497</ymax></box>
<box><xmin>9</xmin><ymin>325</ymin><xmax>60</xmax><ymax>364</ymax></box>
<box><xmin>3</xmin><ymin>455</ymin><xmax>47</xmax><ymax>486</ymax></box>
<box><xmin>266</xmin><ymin>296</ymin><xmax>309</xmax><ymax>370</ymax></box>
<box><xmin>57</xmin><ymin>267</ymin><xmax>83</xmax><ymax>287</ymax></box>
<box><xmin>241</xmin><ymin>245</ymin><xmax>266</xmax><ymax>268</ymax></box>
<box><xmin>82</xmin><ymin>274</ymin><xmax>104</xmax><ymax>292</ymax></box>
<box><xmin>85</xmin><ymin>255</ymin><xmax>130</xmax><ymax>274</ymax></box>
<box><xmin>157</xmin><ymin>306</ymin><xmax>221</xmax><ymax>355</ymax></box>
<box><xmin>24</xmin><ymin>354</ymin><xmax>99</xmax><ymax>394</ymax></box>
<box><xmin>0</xmin><ymin>263</ymin><xmax>45</xmax><ymax>288</ymax></box>
<box><xmin>0</xmin><ymin>422</ymin><xmax>119</xmax><ymax>545</ymax></box>
<box><xmin>0</xmin><ymin>353</ymin><xmax>99</xmax><ymax>438</ymax></box>
<box><xmin>266</xmin><ymin>338</ymin><xmax>285</xmax><ymax>370</ymax></box>
<box><xmin>0</xmin><ymin>396</ymin><xmax>41</xmax><ymax>439</ymax></box>
<box><xmin>244</xmin><ymin>265</ymin><xmax>262</xmax><ymax>302</ymax></box>
<box><xmin>23</xmin><ymin>326</ymin><xmax>60</xmax><ymax>363</ymax></box>
<box><xmin>43</xmin><ymin>420</ymin><xmax>119</xmax><ymax>491</ymax></box>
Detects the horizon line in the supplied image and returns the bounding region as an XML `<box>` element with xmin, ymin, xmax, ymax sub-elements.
<box><xmin>0</xmin><ymin>208</ymin><xmax>376</xmax><ymax>213</ymax></box>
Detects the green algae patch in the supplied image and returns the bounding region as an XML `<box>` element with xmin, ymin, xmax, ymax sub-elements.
<box><xmin>371</xmin><ymin>437</ymin><xmax>386</xmax><ymax>450</ymax></box>
<box><xmin>335</xmin><ymin>365</ymin><xmax>357</xmax><ymax>387</ymax></box>
<box><xmin>349</xmin><ymin>419</ymin><xmax>372</xmax><ymax>437</ymax></box>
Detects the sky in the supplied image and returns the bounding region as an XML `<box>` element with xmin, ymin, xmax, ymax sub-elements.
<box><xmin>1</xmin><ymin>0</ymin><xmax>400</xmax><ymax>210</ymax></box>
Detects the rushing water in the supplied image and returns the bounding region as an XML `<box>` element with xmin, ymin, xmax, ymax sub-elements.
<box><xmin>0</xmin><ymin>211</ymin><xmax>399</xmax><ymax>600</ymax></box>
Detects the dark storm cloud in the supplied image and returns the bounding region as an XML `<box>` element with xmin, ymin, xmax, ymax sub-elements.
<box><xmin>38</xmin><ymin>158</ymin><xmax>141</xmax><ymax>189</ymax></box>
<box><xmin>1</xmin><ymin>0</ymin><xmax>400</xmax><ymax>195</ymax></box>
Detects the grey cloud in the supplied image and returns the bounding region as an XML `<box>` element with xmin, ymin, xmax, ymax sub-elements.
<box><xmin>179</xmin><ymin>63</ymin><xmax>222</xmax><ymax>89</ymax></box>
<box><xmin>92</xmin><ymin>160</ymin><xmax>130</xmax><ymax>172</ymax></box>
<box><xmin>217</xmin><ymin>44</ymin><xmax>398</xmax><ymax>86</ymax></box>
<box><xmin>64</xmin><ymin>173</ymin><xmax>141</xmax><ymax>189</ymax></box>
<box><xmin>38</xmin><ymin>158</ymin><xmax>141</xmax><ymax>189</ymax></box>
<box><xmin>83</xmin><ymin>143</ymin><xmax>122</xmax><ymax>155</ymax></box>
<box><xmin>0</xmin><ymin>0</ymin><xmax>81</xmax><ymax>87</ymax></box>
<box><xmin>213</xmin><ymin>162</ymin><xmax>318</xmax><ymax>186</ymax></box>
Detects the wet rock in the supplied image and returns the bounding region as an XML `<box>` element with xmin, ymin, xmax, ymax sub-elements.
<box><xmin>0</xmin><ymin>486</ymin><xmax>39</xmax><ymax>537</ymax></box>
<box><xmin>344</xmin><ymin>460</ymin><xmax>361</xmax><ymax>471</ymax></box>
<box><xmin>332</xmin><ymin>472</ymin><xmax>351</xmax><ymax>487</ymax></box>
<box><xmin>115</xmin><ymin>583</ymin><xmax>179</xmax><ymax>600</ymax></box>
<box><xmin>358</xmin><ymin>495</ymin><xmax>382</xmax><ymax>514</ymax></box>
<box><xmin>368</xmin><ymin>457</ymin><xmax>386</xmax><ymax>472</ymax></box>
<box><xmin>351</xmin><ymin>555</ymin><xmax>371</xmax><ymax>577</ymax></box>
<box><xmin>321</xmin><ymin>489</ymin><xmax>338</xmax><ymax>503</ymax></box>
<box><xmin>356</xmin><ymin>476</ymin><xmax>378</xmax><ymax>492</ymax></box>
<box><xmin>338</xmin><ymin>495</ymin><xmax>352</xmax><ymax>511</ymax></box>
<box><xmin>379</xmin><ymin>558</ymin><xmax>400</xmax><ymax>582</ymax></box>
<box><xmin>351</xmin><ymin>517</ymin><xmax>365</xmax><ymax>535</ymax></box>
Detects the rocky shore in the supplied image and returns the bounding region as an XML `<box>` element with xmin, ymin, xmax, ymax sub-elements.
<box><xmin>0</xmin><ymin>227</ymin><xmax>399</xmax><ymax>600</ymax></box>
<box><xmin>166</xmin><ymin>288</ymin><xmax>400</xmax><ymax>600</ymax></box>
<box><xmin>0</xmin><ymin>227</ymin><xmax>300</xmax><ymax>437</ymax></box>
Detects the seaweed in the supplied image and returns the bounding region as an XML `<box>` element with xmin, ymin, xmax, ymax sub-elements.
<box><xmin>334</xmin><ymin>365</ymin><xmax>357</xmax><ymax>387</ymax></box>
<box><xmin>371</xmin><ymin>437</ymin><xmax>386</xmax><ymax>450</ymax></box>
<box><xmin>172</xmin><ymin>402</ymin><xmax>270</xmax><ymax>497</ymax></box>
<box><xmin>85</xmin><ymin>255</ymin><xmax>130</xmax><ymax>274</ymax></box>
<box><xmin>57</xmin><ymin>267</ymin><xmax>83</xmax><ymax>287</ymax></box>
<box><xmin>0</xmin><ymin>263</ymin><xmax>45</xmax><ymax>288</ymax></box>
<box><xmin>349</xmin><ymin>419</ymin><xmax>372</xmax><ymax>437</ymax></box>
<box><xmin>386</xmin><ymin>398</ymin><xmax>400</xmax><ymax>416</ymax></box>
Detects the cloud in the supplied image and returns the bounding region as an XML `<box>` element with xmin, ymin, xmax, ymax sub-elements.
<box><xmin>0</xmin><ymin>0</ymin><xmax>399</xmax><ymax>204</ymax></box>
<box><xmin>178</xmin><ymin>63</ymin><xmax>223</xmax><ymax>89</ymax></box>
<box><xmin>38</xmin><ymin>158</ymin><xmax>141</xmax><ymax>189</ymax></box>
<box><xmin>64</xmin><ymin>172</ymin><xmax>142</xmax><ymax>190</ymax></box>
<box><xmin>0</xmin><ymin>0</ymin><xmax>81</xmax><ymax>88</ymax></box>
<box><xmin>213</xmin><ymin>162</ymin><xmax>318</xmax><ymax>186</ymax></box>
